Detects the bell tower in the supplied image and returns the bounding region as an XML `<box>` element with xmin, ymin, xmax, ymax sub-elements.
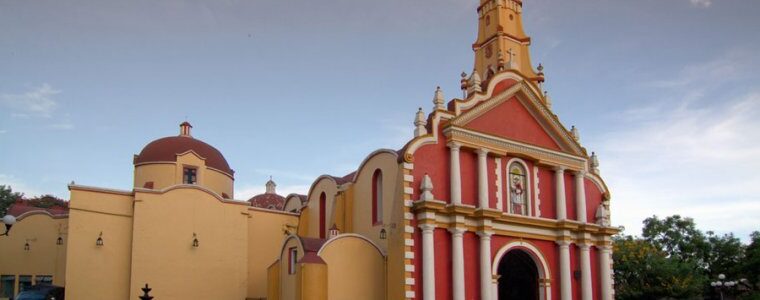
<box><xmin>472</xmin><ymin>0</ymin><xmax>542</xmax><ymax>85</ymax></box>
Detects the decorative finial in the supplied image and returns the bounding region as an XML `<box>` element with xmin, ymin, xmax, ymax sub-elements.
<box><xmin>571</xmin><ymin>126</ymin><xmax>580</xmax><ymax>142</ymax></box>
<box><xmin>537</xmin><ymin>63</ymin><xmax>544</xmax><ymax>75</ymax></box>
<box><xmin>460</xmin><ymin>72</ymin><xmax>469</xmax><ymax>98</ymax></box>
<box><xmin>414</xmin><ymin>107</ymin><xmax>428</xmax><ymax>137</ymax></box>
<box><xmin>467</xmin><ymin>70</ymin><xmax>482</xmax><ymax>96</ymax></box>
<box><xmin>433</xmin><ymin>86</ymin><xmax>445</xmax><ymax>110</ymax></box>
<box><xmin>590</xmin><ymin>152</ymin><xmax>600</xmax><ymax>174</ymax></box>
<box><xmin>420</xmin><ymin>174</ymin><xmax>435</xmax><ymax>201</ymax></box>
<box><xmin>544</xmin><ymin>91</ymin><xmax>552</xmax><ymax>109</ymax></box>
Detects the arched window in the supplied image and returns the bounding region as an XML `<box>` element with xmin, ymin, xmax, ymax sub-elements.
<box><xmin>372</xmin><ymin>169</ymin><xmax>383</xmax><ymax>225</ymax></box>
<box><xmin>508</xmin><ymin>162</ymin><xmax>529</xmax><ymax>216</ymax></box>
<box><xmin>319</xmin><ymin>192</ymin><xmax>326</xmax><ymax>239</ymax></box>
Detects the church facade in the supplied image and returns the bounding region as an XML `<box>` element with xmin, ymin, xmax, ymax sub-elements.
<box><xmin>0</xmin><ymin>1</ymin><xmax>618</xmax><ymax>299</ymax></box>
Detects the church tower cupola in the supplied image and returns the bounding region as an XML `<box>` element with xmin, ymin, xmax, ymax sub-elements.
<box><xmin>180</xmin><ymin>121</ymin><xmax>193</xmax><ymax>137</ymax></box>
<box><xmin>265</xmin><ymin>177</ymin><xmax>277</xmax><ymax>194</ymax></box>
<box><xmin>472</xmin><ymin>0</ymin><xmax>543</xmax><ymax>86</ymax></box>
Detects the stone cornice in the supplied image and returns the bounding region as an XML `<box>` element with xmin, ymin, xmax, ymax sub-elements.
<box><xmin>444</xmin><ymin>126</ymin><xmax>587</xmax><ymax>170</ymax></box>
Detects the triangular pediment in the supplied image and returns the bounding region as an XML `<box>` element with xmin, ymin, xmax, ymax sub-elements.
<box><xmin>450</xmin><ymin>81</ymin><xmax>584</xmax><ymax>156</ymax></box>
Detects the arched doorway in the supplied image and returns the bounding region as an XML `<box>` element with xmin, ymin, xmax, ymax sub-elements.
<box><xmin>497</xmin><ymin>249</ymin><xmax>539</xmax><ymax>300</ymax></box>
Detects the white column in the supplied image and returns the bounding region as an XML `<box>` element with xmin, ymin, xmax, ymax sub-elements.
<box><xmin>599</xmin><ymin>245</ymin><xmax>613</xmax><ymax>300</ymax></box>
<box><xmin>554</xmin><ymin>167</ymin><xmax>567</xmax><ymax>220</ymax></box>
<box><xmin>478</xmin><ymin>231</ymin><xmax>493</xmax><ymax>300</ymax></box>
<box><xmin>476</xmin><ymin>148</ymin><xmax>490</xmax><ymax>209</ymax></box>
<box><xmin>449</xmin><ymin>142</ymin><xmax>462</xmax><ymax>206</ymax></box>
<box><xmin>419</xmin><ymin>224</ymin><xmax>437</xmax><ymax>300</ymax></box>
<box><xmin>450</xmin><ymin>227</ymin><xmax>466</xmax><ymax>300</ymax></box>
<box><xmin>575</xmin><ymin>170</ymin><xmax>587</xmax><ymax>223</ymax></box>
<box><xmin>580</xmin><ymin>244</ymin><xmax>592</xmax><ymax>300</ymax></box>
<box><xmin>558</xmin><ymin>241</ymin><xmax>572</xmax><ymax>300</ymax></box>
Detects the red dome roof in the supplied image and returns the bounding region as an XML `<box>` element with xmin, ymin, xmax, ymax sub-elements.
<box><xmin>134</xmin><ymin>135</ymin><xmax>234</xmax><ymax>176</ymax></box>
<box><xmin>248</xmin><ymin>193</ymin><xmax>285</xmax><ymax>210</ymax></box>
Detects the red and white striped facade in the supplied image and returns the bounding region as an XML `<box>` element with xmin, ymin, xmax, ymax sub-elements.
<box><xmin>396</xmin><ymin>1</ymin><xmax>618</xmax><ymax>299</ymax></box>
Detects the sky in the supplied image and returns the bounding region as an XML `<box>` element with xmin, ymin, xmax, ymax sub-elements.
<box><xmin>1</xmin><ymin>0</ymin><xmax>758</xmax><ymax>241</ymax></box>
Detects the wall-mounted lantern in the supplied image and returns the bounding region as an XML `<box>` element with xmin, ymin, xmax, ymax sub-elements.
<box><xmin>1</xmin><ymin>215</ymin><xmax>16</xmax><ymax>236</ymax></box>
<box><xmin>56</xmin><ymin>236</ymin><xmax>63</xmax><ymax>245</ymax></box>
<box><xmin>96</xmin><ymin>232</ymin><xmax>104</xmax><ymax>246</ymax></box>
<box><xmin>379</xmin><ymin>228</ymin><xmax>387</xmax><ymax>240</ymax></box>
<box><xmin>24</xmin><ymin>241</ymin><xmax>30</xmax><ymax>251</ymax></box>
<box><xmin>192</xmin><ymin>233</ymin><xmax>199</xmax><ymax>248</ymax></box>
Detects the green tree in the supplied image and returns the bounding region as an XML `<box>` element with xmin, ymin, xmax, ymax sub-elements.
<box><xmin>613</xmin><ymin>234</ymin><xmax>706</xmax><ymax>299</ymax></box>
<box><xmin>26</xmin><ymin>195</ymin><xmax>67</xmax><ymax>209</ymax></box>
<box><xmin>0</xmin><ymin>185</ymin><xmax>23</xmax><ymax>215</ymax></box>
<box><xmin>704</xmin><ymin>231</ymin><xmax>745</xmax><ymax>280</ymax></box>
<box><xmin>740</xmin><ymin>232</ymin><xmax>760</xmax><ymax>297</ymax></box>
<box><xmin>642</xmin><ymin>215</ymin><xmax>709</xmax><ymax>265</ymax></box>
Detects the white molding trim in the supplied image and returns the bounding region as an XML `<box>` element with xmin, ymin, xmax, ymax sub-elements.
<box><xmin>494</xmin><ymin>157</ymin><xmax>503</xmax><ymax>212</ymax></box>
<box><xmin>68</xmin><ymin>184</ymin><xmax>134</xmax><ymax>195</ymax></box>
<box><xmin>534</xmin><ymin>165</ymin><xmax>541</xmax><ymax>217</ymax></box>
<box><xmin>445</xmin><ymin>126</ymin><xmax>587</xmax><ymax>170</ymax></box>
<box><xmin>277</xmin><ymin>234</ymin><xmax>306</xmax><ymax>262</ymax></box>
<box><xmin>348</xmin><ymin>149</ymin><xmax>399</xmax><ymax>183</ymax></box>
<box><xmin>15</xmin><ymin>210</ymin><xmax>69</xmax><ymax>221</ymax></box>
<box><xmin>317</xmin><ymin>233</ymin><xmax>386</xmax><ymax>257</ymax></box>
<box><xmin>134</xmin><ymin>184</ymin><xmax>249</xmax><ymax>206</ymax></box>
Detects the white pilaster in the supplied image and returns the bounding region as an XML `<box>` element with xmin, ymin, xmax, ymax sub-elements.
<box><xmin>419</xmin><ymin>224</ymin><xmax>437</xmax><ymax>300</ymax></box>
<box><xmin>580</xmin><ymin>244</ymin><xmax>592</xmax><ymax>300</ymax></box>
<box><xmin>478</xmin><ymin>231</ymin><xmax>493</xmax><ymax>300</ymax></box>
<box><xmin>558</xmin><ymin>241</ymin><xmax>572</xmax><ymax>300</ymax></box>
<box><xmin>495</xmin><ymin>158</ymin><xmax>503</xmax><ymax>211</ymax></box>
<box><xmin>476</xmin><ymin>148</ymin><xmax>490</xmax><ymax>209</ymax></box>
<box><xmin>449</xmin><ymin>227</ymin><xmax>466</xmax><ymax>300</ymax></box>
<box><xmin>575</xmin><ymin>170</ymin><xmax>587</xmax><ymax>223</ymax></box>
<box><xmin>449</xmin><ymin>142</ymin><xmax>462</xmax><ymax>206</ymax></box>
<box><xmin>554</xmin><ymin>166</ymin><xmax>567</xmax><ymax>220</ymax></box>
<box><xmin>599</xmin><ymin>245</ymin><xmax>613</xmax><ymax>300</ymax></box>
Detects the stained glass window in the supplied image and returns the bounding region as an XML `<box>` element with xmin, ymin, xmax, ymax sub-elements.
<box><xmin>509</xmin><ymin>163</ymin><xmax>528</xmax><ymax>216</ymax></box>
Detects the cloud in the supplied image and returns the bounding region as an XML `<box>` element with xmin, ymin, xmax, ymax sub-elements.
<box><xmin>1</xmin><ymin>84</ymin><xmax>61</xmax><ymax>118</ymax></box>
<box><xmin>689</xmin><ymin>0</ymin><xmax>712</xmax><ymax>8</ymax></box>
<box><xmin>596</xmin><ymin>50</ymin><xmax>760</xmax><ymax>241</ymax></box>
<box><xmin>48</xmin><ymin>122</ymin><xmax>75</xmax><ymax>131</ymax></box>
<box><xmin>0</xmin><ymin>130</ymin><xmax>7</xmax><ymax>134</ymax></box>
<box><xmin>599</xmin><ymin>92</ymin><xmax>760</xmax><ymax>240</ymax></box>
<box><xmin>0</xmin><ymin>174</ymin><xmax>47</xmax><ymax>198</ymax></box>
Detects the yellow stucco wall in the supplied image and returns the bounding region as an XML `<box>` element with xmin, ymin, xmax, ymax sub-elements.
<box><xmin>279</xmin><ymin>237</ymin><xmax>303</xmax><ymax>300</ymax></box>
<box><xmin>134</xmin><ymin>152</ymin><xmax>233</xmax><ymax>198</ymax></box>
<box><xmin>350</xmin><ymin>152</ymin><xmax>399</xmax><ymax>247</ymax></box>
<box><xmin>129</xmin><ymin>187</ymin><xmax>248</xmax><ymax>299</ymax></box>
<box><xmin>319</xmin><ymin>236</ymin><xmax>386</xmax><ymax>300</ymax></box>
<box><xmin>247</xmin><ymin>208</ymin><xmax>298</xmax><ymax>299</ymax></box>
<box><xmin>65</xmin><ymin>187</ymin><xmax>135</xmax><ymax>300</ymax></box>
<box><xmin>267</xmin><ymin>261</ymin><xmax>280</xmax><ymax>300</ymax></box>
<box><xmin>134</xmin><ymin>163</ymin><xmax>176</xmax><ymax>190</ymax></box>
<box><xmin>283</xmin><ymin>196</ymin><xmax>303</xmax><ymax>213</ymax></box>
<box><xmin>0</xmin><ymin>213</ymin><xmax>68</xmax><ymax>299</ymax></box>
<box><xmin>297</xmin><ymin>262</ymin><xmax>327</xmax><ymax>300</ymax></box>
<box><xmin>201</xmin><ymin>168</ymin><xmax>234</xmax><ymax>198</ymax></box>
<box><xmin>305</xmin><ymin>179</ymin><xmax>338</xmax><ymax>238</ymax></box>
